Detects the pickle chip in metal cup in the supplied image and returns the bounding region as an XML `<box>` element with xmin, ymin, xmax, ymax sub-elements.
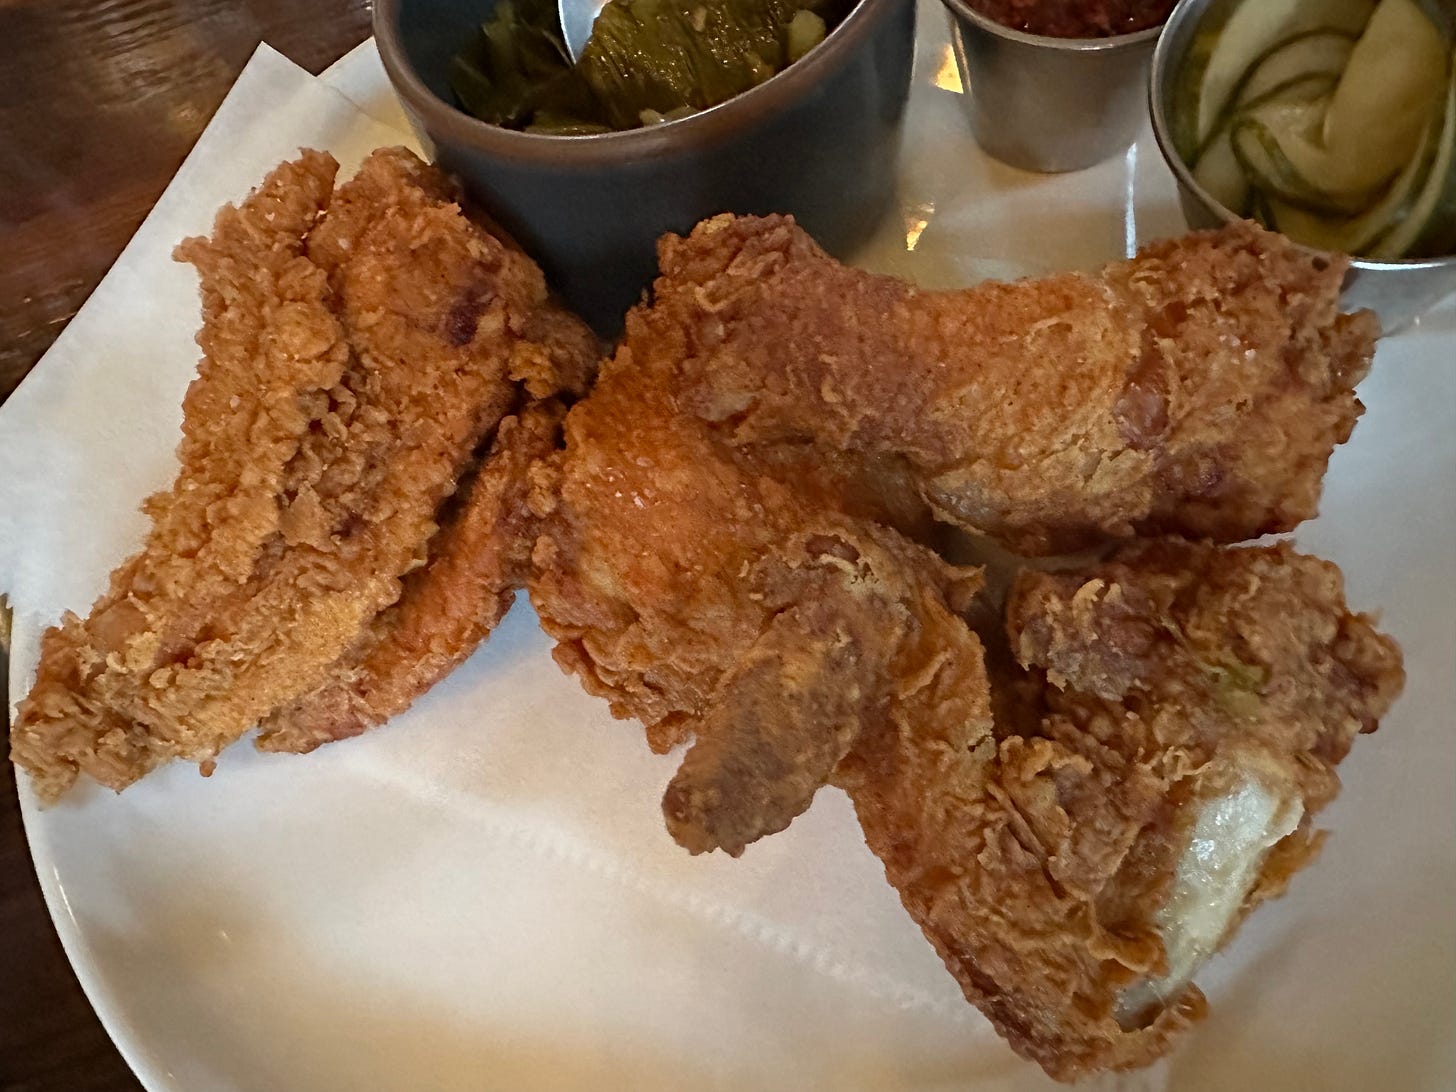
<box><xmin>941</xmin><ymin>0</ymin><xmax>1162</xmax><ymax>173</ymax></box>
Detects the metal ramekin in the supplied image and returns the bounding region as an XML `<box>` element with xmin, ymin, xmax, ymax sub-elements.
<box><xmin>940</xmin><ymin>0</ymin><xmax>1163</xmax><ymax>173</ymax></box>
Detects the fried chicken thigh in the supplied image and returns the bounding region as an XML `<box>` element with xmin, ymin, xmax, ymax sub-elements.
<box><xmin>12</xmin><ymin>148</ymin><xmax>596</xmax><ymax>800</ymax></box>
<box><xmin>529</xmin><ymin>215</ymin><xmax>1400</xmax><ymax>1077</ymax></box>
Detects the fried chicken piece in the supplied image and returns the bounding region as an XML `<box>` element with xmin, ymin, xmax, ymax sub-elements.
<box><xmin>11</xmin><ymin>151</ymin><xmax>346</xmax><ymax>802</ymax></box>
<box><xmin>11</xmin><ymin>148</ymin><xmax>597</xmax><ymax>801</ymax></box>
<box><xmin>1006</xmin><ymin>541</ymin><xmax>1404</xmax><ymax>1028</ymax></box>
<box><xmin>659</xmin><ymin>525</ymin><xmax>988</xmax><ymax>856</ymax></box>
<box><xmin>833</xmin><ymin>540</ymin><xmax>1402</xmax><ymax>1079</ymax></box>
<box><xmin>661</xmin><ymin>214</ymin><xmax>1377</xmax><ymax>555</ymax></box>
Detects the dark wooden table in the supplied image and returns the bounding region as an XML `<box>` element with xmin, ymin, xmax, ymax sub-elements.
<box><xmin>0</xmin><ymin>3</ymin><xmax>370</xmax><ymax>1087</ymax></box>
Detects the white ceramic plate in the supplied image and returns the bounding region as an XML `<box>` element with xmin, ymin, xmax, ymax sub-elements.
<box><xmin>9</xmin><ymin>5</ymin><xmax>1456</xmax><ymax>1089</ymax></box>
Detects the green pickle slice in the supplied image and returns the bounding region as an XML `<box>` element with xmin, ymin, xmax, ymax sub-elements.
<box><xmin>580</xmin><ymin>0</ymin><xmax>833</xmax><ymax>129</ymax></box>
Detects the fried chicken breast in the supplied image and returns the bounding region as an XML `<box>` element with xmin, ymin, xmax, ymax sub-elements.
<box><xmin>11</xmin><ymin>148</ymin><xmax>596</xmax><ymax>800</ymax></box>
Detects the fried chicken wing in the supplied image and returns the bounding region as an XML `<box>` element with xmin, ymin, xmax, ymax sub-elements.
<box><xmin>834</xmin><ymin>540</ymin><xmax>1402</xmax><ymax>1079</ymax></box>
<box><xmin>11</xmin><ymin>148</ymin><xmax>597</xmax><ymax>800</ymax></box>
<box><xmin>531</xmin><ymin>338</ymin><xmax>984</xmax><ymax>854</ymax></box>
<box><xmin>659</xmin><ymin>525</ymin><xmax>987</xmax><ymax>856</ymax></box>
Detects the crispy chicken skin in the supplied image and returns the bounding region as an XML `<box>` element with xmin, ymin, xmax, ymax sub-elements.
<box><xmin>11</xmin><ymin>148</ymin><xmax>597</xmax><ymax>800</ymax></box>
<box><xmin>665</xmin><ymin>214</ymin><xmax>1377</xmax><ymax>555</ymax></box>
<box><xmin>835</xmin><ymin>540</ymin><xmax>1402</xmax><ymax>1079</ymax></box>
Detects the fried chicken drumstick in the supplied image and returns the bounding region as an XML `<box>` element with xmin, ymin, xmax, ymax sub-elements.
<box><xmin>11</xmin><ymin>148</ymin><xmax>596</xmax><ymax>801</ymax></box>
<box><xmin>529</xmin><ymin>215</ymin><xmax>1401</xmax><ymax>1077</ymax></box>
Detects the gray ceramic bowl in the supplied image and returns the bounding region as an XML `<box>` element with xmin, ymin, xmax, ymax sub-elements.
<box><xmin>375</xmin><ymin>0</ymin><xmax>916</xmax><ymax>333</ymax></box>
<box><xmin>1150</xmin><ymin>0</ymin><xmax>1456</xmax><ymax>333</ymax></box>
<box><xmin>940</xmin><ymin>0</ymin><xmax>1162</xmax><ymax>172</ymax></box>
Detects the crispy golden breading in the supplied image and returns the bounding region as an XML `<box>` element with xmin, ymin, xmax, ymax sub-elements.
<box><xmin>844</xmin><ymin>538</ymin><xmax>1409</xmax><ymax>1077</ymax></box>
<box><xmin>663</xmin><ymin>214</ymin><xmax>1376</xmax><ymax>555</ymax></box>
<box><xmin>257</xmin><ymin>399</ymin><xmax>573</xmax><ymax>752</ymax></box>
<box><xmin>11</xmin><ymin>148</ymin><xmax>596</xmax><ymax>800</ymax></box>
<box><xmin>658</xmin><ymin>525</ymin><xmax>988</xmax><ymax>856</ymax></box>
<box><xmin>832</xmin><ymin>540</ymin><xmax>1402</xmax><ymax>1080</ymax></box>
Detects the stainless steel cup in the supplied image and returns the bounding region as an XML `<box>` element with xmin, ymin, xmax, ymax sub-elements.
<box><xmin>941</xmin><ymin>0</ymin><xmax>1162</xmax><ymax>173</ymax></box>
<box><xmin>1149</xmin><ymin>0</ymin><xmax>1456</xmax><ymax>333</ymax></box>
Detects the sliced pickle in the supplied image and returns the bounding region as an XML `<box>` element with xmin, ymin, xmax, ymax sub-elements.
<box><xmin>1188</xmin><ymin>0</ymin><xmax>1453</xmax><ymax>257</ymax></box>
<box><xmin>1229</xmin><ymin>127</ymin><xmax>1365</xmax><ymax>216</ymax></box>
<box><xmin>1196</xmin><ymin>0</ymin><xmax>1303</xmax><ymax>143</ymax></box>
<box><xmin>1191</xmin><ymin>70</ymin><xmax>1336</xmax><ymax>212</ymax></box>
<box><xmin>1371</xmin><ymin>48</ymin><xmax>1456</xmax><ymax>259</ymax></box>
<box><xmin>1317</xmin><ymin>0</ymin><xmax>1447</xmax><ymax>191</ymax></box>
<box><xmin>1194</xmin><ymin>129</ymin><xmax>1251</xmax><ymax>214</ymax></box>
<box><xmin>1230</xmin><ymin>30</ymin><xmax>1354</xmax><ymax>118</ymax></box>
<box><xmin>1229</xmin><ymin>101</ymin><xmax>1390</xmax><ymax>215</ymax></box>
<box><xmin>1265</xmin><ymin>117</ymin><xmax>1437</xmax><ymax>254</ymax></box>
<box><xmin>1195</xmin><ymin>0</ymin><xmax>1376</xmax><ymax>143</ymax></box>
<box><xmin>578</xmin><ymin>0</ymin><xmax>845</xmax><ymax>130</ymax></box>
<box><xmin>1230</xmin><ymin>0</ymin><xmax>1446</xmax><ymax>214</ymax></box>
<box><xmin>1239</xmin><ymin>71</ymin><xmax>1339</xmax><ymax>113</ymax></box>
